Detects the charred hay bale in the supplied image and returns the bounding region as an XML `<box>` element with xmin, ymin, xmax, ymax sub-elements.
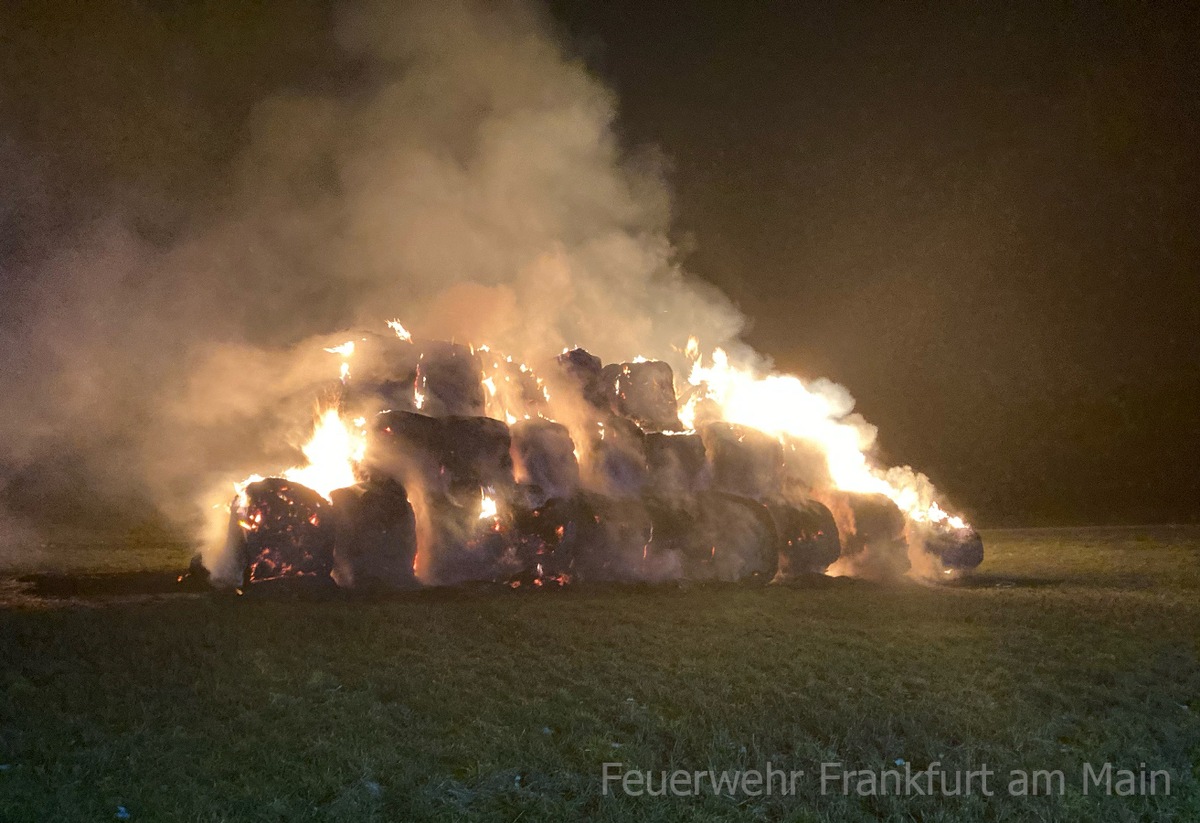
<box><xmin>554</xmin><ymin>347</ymin><xmax>607</xmax><ymax>409</ymax></box>
<box><xmin>694</xmin><ymin>492</ymin><xmax>778</xmax><ymax>582</ymax></box>
<box><xmin>701</xmin><ymin>423</ymin><xmax>783</xmax><ymax>501</ymax></box>
<box><xmin>600</xmin><ymin>360</ymin><xmax>683</xmax><ymax>431</ymax></box>
<box><xmin>780</xmin><ymin>438</ymin><xmax>833</xmax><ymax>496</ymax></box>
<box><xmin>336</xmin><ymin>331</ymin><xmax>420</xmax><ymax>415</ymax></box>
<box><xmin>847</xmin><ymin>492</ymin><xmax>906</xmax><ymax>545</ymax></box>
<box><xmin>641</xmin><ymin>496</ymin><xmax>699</xmax><ymax>559</ymax></box>
<box><xmin>512</xmin><ymin>491</ymin><xmax>668</xmax><ymax>584</ymax></box>
<box><xmin>508</xmin><ymin>494</ymin><xmax>591</xmax><ymax>585</ymax></box>
<box><xmin>572</xmin><ymin>492</ymin><xmax>666</xmax><ymax>582</ymax></box>
<box><xmin>381</xmin><ymin>408</ymin><xmax>437</xmax><ymax>438</ymax></box>
<box><xmin>480</xmin><ymin>355</ymin><xmax>547</xmax><ymax>420</ymax></box>
<box><xmin>827</xmin><ymin>491</ymin><xmax>910</xmax><ymax>579</ymax></box>
<box><xmin>642</xmin><ymin>492</ymin><xmax>777</xmax><ymax>583</ymax></box>
<box><xmin>330</xmin><ymin>479</ymin><xmax>418</xmax><ymax>590</ymax></box>
<box><xmin>768</xmin><ymin>498</ymin><xmax>841</xmax><ymax>576</ymax></box>
<box><xmin>418</xmin><ymin>490</ymin><xmax>520</xmax><ymax>586</ymax></box>
<box><xmin>227</xmin><ymin>478</ymin><xmax>335</xmax><ymax>586</ymax></box>
<box><xmin>913</xmin><ymin>523</ymin><xmax>984</xmax><ymax>573</ymax></box>
<box><xmin>645</xmin><ymin>432</ymin><xmax>709</xmax><ymax>496</ymax></box>
<box><xmin>440</xmin><ymin>416</ymin><xmax>515</xmax><ymax>495</ymax></box>
<box><xmin>368</xmin><ymin>410</ymin><xmax>442</xmax><ymax>487</ymax></box>
<box><xmin>416</xmin><ymin>341</ymin><xmax>485</xmax><ymax>416</ymax></box>
<box><xmin>510</xmin><ymin>419</ymin><xmax>579</xmax><ymax>502</ymax></box>
<box><xmin>370</xmin><ymin>411</ymin><xmax>514</xmax><ymax>497</ymax></box>
<box><xmin>581</xmin><ymin>416</ymin><xmax>648</xmax><ymax>497</ymax></box>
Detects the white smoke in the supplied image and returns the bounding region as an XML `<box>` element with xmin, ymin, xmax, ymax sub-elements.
<box><xmin>0</xmin><ymin>0</ymin><xmax>748</xmax><ymax>544</ymax></box>
<box><xmin>1</xmin><ymin>0</ymin><xmax>961</xmax><ymax>583</ymax></box>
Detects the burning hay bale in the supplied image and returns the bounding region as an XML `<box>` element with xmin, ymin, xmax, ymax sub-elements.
<box><xmin>580</xmin><ymin>416</ymin><xmax>648</xmax><ymax>497</ymax></box>
<box><xmin>600</xmin><ymin>360</ymin><xmax>683</xmax><ymax>431</ymax></box>
<box><xmin>640</xmin><ymin>496</ymin><xmax>694</xmax><ymax>561</ymax></box>
<box><xmin>371</xmin><ymin>411</ymin><xmax>514</xmax><ymax>497</ymax></box>
<box><xmin>226</xmin><ymin>478</ymin><xmax>335</xmax><ymax>587</ymax></box>
<box><xmin>208</xmin><ymin>324</ymin><xmax>983</xmax><ymax>591</ymax></box>
<box><xmin>825</xmin><ymin>492</ymin><xmax>910</xmax><ymax>580</ymax></box>
<box><xmin>571</xmin><ymin>492</ymin><xmax>665</xmax><ymax>582</ymax></box>
<box><xmin>553</xmin><ymin>347</ymin><xmax>608</xmax><ymax>409</ymax></box>
<box><xmin>643</xmin><ymin>492</ymin><xmax>778</xmax><ymax>583</ymax></box>
<box><xmin>845</xmin><ymin>493</ymin><xmax>906</xmax><ymax>550</ymax></box>
<box><xmin>439</xmin><ymin>416</ymin><xmax>515</xmax><ymax>495</ymax></box>
<box><xmin>334</xmin><ymin>330</ymin><xmax>420</xmax><ymax>415</ymax></box>
<box><xmin>508</xmin><ymin>494</ymin><xmax>589</xmax><ymax>586</ymax></box>
<box><xmin>912</xmin><ymin>522</ymin><xmax>985</xmax><ymax>574</ymax></box>
<box><xmin>510</xmin><ymin>491</ymin><xmax>678</xmax><ymax>585</ymax></box>
<box><xmin>780</xmin><ymin>438</ymin><xmax>834</xmax><ymax>495</ymax></box>
<box><xmin>517</xmin><ymin>488</ymin><xmax>779</xmax><ymax>586</ymax></box>
<box><xmin>701</xmin><ymin>423</ymin><xmax>783</xmax><ymax>501</ymax></box>
<box><xmin>330</xmin><ymin>478</ymin><xmax>418</xmax><ymax>590</ymax></box>
<box><xmin>369</xmin><ymin>410</ymin><xmax>442</xmax><ymax>490</ymax></box>
<box><xmin>768</xmin><ymin>498</ymin><xmax>841</xmax><ymax>576</ymax></box>
<box><xmin>693</xmin><ymin>492</ymin><xmax>777</xmax><ymax>582</ymax></box>
<box><xmin>417</xmin><ymin>489</ymin><xmax>519</xmax><ymax>586</ymax></box>
<box><xmin>366</xmin><ymin>410</ymin><xmax>522</xmax><ymax>585</ymax></box>
<box><xmin>415</xmin><ymin>341</ymin><xmax>485</xmax><ymax>416</ymax></box>
<box><xmin>481</xmin><ymin>355</ymin><xmax>546</xmax><ymax>421</ymax></box>
<box><xmin>644</xmin><ymin>432</ymin><xmax>709</xmax><ymax>497</ymax></box>
<box><xmin>510</xmin><ymin>419</ymin><xmax>580</xmax><ymax>503</ymax></box>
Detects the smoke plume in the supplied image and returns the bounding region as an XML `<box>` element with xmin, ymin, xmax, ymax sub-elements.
<box><xmin>0</xmin><ymin>0</ymin><xmax>751</xmax><ymax>542</ymax></box>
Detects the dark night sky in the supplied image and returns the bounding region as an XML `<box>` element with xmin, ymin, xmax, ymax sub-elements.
<box><xmin>2</xmin><ymin>1</ymin><xmax>1198</xmax><ymax>526</ymax></box>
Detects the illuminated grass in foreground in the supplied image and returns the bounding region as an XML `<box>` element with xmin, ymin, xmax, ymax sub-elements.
<box><xmin>1</xmin><ymin>527</ymin><xmax>1198</xmax><ymax>821</ymax></box>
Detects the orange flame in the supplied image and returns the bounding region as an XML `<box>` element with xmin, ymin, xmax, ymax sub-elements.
<box><xmin>387</xmin><ymin>319</ymin><xmax>413</xmax><ymax>342</ymax></box>
<box><xmin>479</xmin><ymin>489</ymin><xmax>498</xmax><ymax>520</ymax></box>
<box><xmin>682</xmin><ymin>338</ymin><xmax>967</xmax><ymax>528</ymax></box>
<box><xmin>233</xmin><ymin>408</ymin><xmax>365</xmax><ymax>504</ymax></box>
<box><xmin>283</xmin><ymin>408</ymin><xmax>365</xmax><ymax>500</ymax></box>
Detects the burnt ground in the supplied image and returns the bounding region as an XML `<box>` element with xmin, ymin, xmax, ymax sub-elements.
<box><xmin>0</xmin><ymin>526</ymin><xmax>1198</xmax><ymax>821</ymax></box>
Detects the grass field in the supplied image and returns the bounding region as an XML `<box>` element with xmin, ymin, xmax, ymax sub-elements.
<box><xmin>1</xmin><ymin>527</ymin><xmax>1198</xmax><ymax>821</ymax></box>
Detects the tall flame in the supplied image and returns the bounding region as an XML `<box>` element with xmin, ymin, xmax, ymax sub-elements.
<box><xmin>234</xmin><ymin>408</ymin><xmax>365</xmax><ymax>505</ymax></box>
<box><xmin>283</xmin><ymin>409</ymin><xmax>365</xmax><ymax>500</ymax></box>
